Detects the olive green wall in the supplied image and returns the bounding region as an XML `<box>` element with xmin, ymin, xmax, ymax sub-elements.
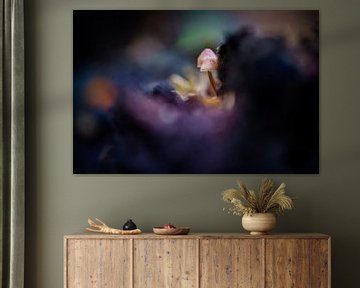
<box><xmin>24</xmin><ymin>0</ymin><xmax>360</xmax><ymax>287</ymax></box>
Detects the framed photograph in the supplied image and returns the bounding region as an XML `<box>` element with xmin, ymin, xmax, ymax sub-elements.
<box><xmin>74</xmin><ymin>10</ymin><xmax>319</xmax><ymax>174</ymax></box>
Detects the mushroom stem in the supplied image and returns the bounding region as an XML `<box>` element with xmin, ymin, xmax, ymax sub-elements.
<box><xmin>207</xmin><ymin>71</ymin><xmax>217</xmax><ymax>97</ymax></box>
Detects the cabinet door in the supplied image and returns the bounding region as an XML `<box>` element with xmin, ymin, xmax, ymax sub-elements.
<box><xmin>200</xmin><ymin>239</ymin><xmax>264</xmax><ymax>288</ymax></box>
<box><xmin>66</xmin><ymin>239</ymin><xmax>131</xmax><ymax>288</ymax></box>
<box><xmin>134</xmin><ymin>239</ymin><xmax>198</xmax><ymax>288</ymax></box>
<box><xmin>265</xmin><ymin>239</ymin><xmax>311</xmax><ymax>288</ymax></box>
<box><xmin>309</xmin><ymin>239</ymin><xmax>330</xmax><ymax>288</ymax></box>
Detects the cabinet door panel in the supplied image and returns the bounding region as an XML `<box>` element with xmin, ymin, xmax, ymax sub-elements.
<box><xmin>200</xmin><ymin>239</ymin><xmax>264</xmax><ymax>288</ymax></box>
<box><xmin>310</xmin><ymin>239</ymin><xmax>329</xmax><ymax>288</ymax></box>
<box><xmin>66</xmin><ymin>239</ymin><xmax>131</xmax><ymax>288</ymax></box>
<box><xmin>134</xmin><ymin>239</ymin><xmax>198</xmax><ymax>288</ymax></box>
<box><xmin>265</xmin><ymin>239</ymin><xmax>310</xmax><ymax>288</ymax></box>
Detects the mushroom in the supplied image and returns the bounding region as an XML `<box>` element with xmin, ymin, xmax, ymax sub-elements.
<box><xmin>197</xmin><ymin>48</ymin><xmax>218</xmax><ymax>96</ymax></box>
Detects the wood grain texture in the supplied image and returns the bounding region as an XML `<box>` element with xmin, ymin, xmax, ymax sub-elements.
<box><xmin>310</xmin><ymin>239</ymin><xmax>329</xmax><ymax>288</ymax></box>
<box><xmin>64</xmin><ymin>239</ymin><xmax>68</xmax><ymax>288</ymax></box>
<box><xmin>200</xmin><ymin>239</ymin><xmax>264</xmax><ymax>288</ymax></box>
<box><xmin>133</xmin><ymin>239</ymin><xmax>197</xmax><ymax>288</ymax></box>
<box><xmin>65</xmin><ymin>233</ymin><xmax>330</xmax><ymax>240</ymax></box>
<box><xmin>265</xmin><ymin>239</ymin><xmax>310</xmax><ymax>288</ymax></box>
<box><xmin>64</xmin><ymin>234</ymin><xmax>331</xmax><ymax>288</ymax></box>
<box><xmin>66</xmin><ymin>239</ymin><xmax>131</xmax><ymax>288</ymax></box>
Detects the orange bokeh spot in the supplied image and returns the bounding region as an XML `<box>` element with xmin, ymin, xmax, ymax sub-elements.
<box><xmin>85</xmin><ymin>77</ymin><xmax>118</xmax><ymax>110</ymax></box>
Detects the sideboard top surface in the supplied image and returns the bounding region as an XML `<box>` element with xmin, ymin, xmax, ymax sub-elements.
<box><xmin>64</xmin><ymin>232</ymin><xmax>330</xmax><ymax>240</ymax></box>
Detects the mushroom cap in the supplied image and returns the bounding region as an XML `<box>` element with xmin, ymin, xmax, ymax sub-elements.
<box><xmin>197</xmin><ymin>48</ymin><xmax>218</xmax><ymax>72</ymax></box>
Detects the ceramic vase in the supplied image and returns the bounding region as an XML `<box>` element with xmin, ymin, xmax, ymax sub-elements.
<box><xmin>242</xmin><ymin>213</ymin><xmax>276</xmax><ymax>235</ymax></box>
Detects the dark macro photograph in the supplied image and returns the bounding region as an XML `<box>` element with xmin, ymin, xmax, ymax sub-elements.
<box><xmin>73</xmin><ymin>10</ymin><xmax>319</xmax><ymax>174</ymax></box>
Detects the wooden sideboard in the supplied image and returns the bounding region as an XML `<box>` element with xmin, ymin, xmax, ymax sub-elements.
<box><xmin>64</xmin><ymin>233</ymin><xmax>330</xmax><ymax>288</ymax></box>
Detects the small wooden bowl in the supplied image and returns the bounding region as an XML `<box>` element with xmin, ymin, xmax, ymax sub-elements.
<box><xmin>153</xmin><ymin>227</ymin><xmax>190</xmax><ymax>235</ymax></box>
